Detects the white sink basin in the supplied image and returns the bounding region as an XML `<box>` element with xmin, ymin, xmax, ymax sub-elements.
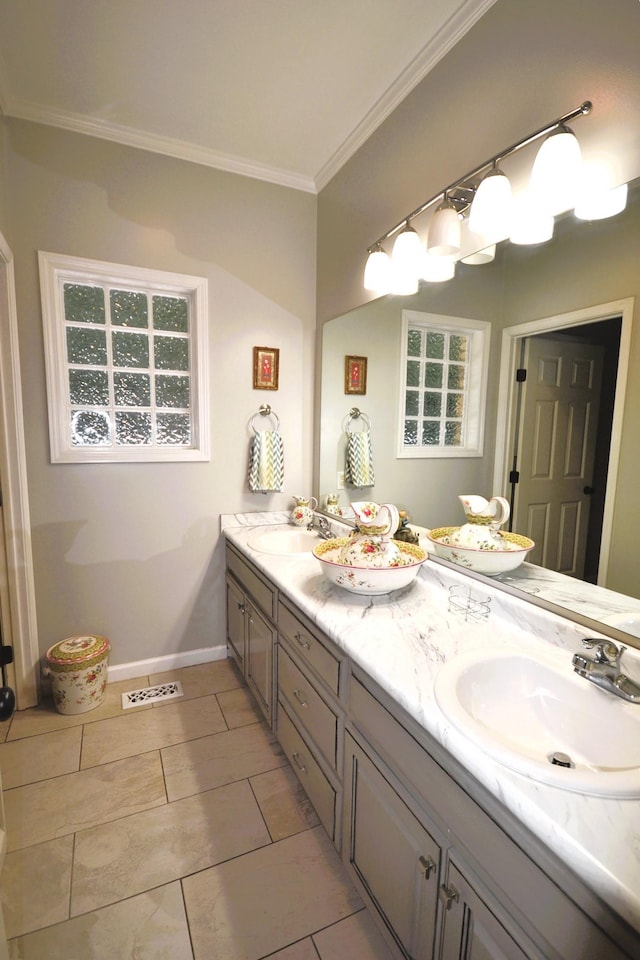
<box><xmin>247</xmin><ymin>527</ymin><xmax>320</xmax><ymax>555</ymax></box>
<box><xmin>601</xmin><ymin>612</ymin><xmax>640</xmax><ymax>638</ymax></box>
<box><xmin>434</xmin><ymin>646</ymin><xmax>640</xmax><ymax>797</ymax></box>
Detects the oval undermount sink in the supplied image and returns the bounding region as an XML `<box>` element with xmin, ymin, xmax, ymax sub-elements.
<box><xmin>434</xmin><ymin>646</ymin><xmax>640</xmax><ymax>797</ymax></box>
<box><xmin>247</xmin><ymin>527</ymin><xmax>320</xmax><ymax>555</ymax></box>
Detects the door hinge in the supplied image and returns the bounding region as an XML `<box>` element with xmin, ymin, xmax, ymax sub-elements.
<box><xmin>509</xmin><ymin>470</ymin><xmax>520</xmax><ymax>484</ymax></box>
<box><xmin>516</xmin><ymin>368</ymin><xmax>527</xmax><ymax>382</ymax></box>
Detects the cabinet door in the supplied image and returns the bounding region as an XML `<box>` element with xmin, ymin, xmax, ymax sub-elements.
<box><xmin>439</xmin><ymin>860</ymin><xmax>539</xmax><ymax>960</ymax></box>
<box><xmin>246</xmin><ymin>600</ymin><xmax>275</xmax><ymax>723</ymax></box>
<box><xmin>225</xmin><ymin>574</ymin><xmax>246</xmax><ymax>668</ymax></box>
<box><xmin>344</xmin><ymin>734</ymin><xmax>441</xmax><ymax>959</ymax></box>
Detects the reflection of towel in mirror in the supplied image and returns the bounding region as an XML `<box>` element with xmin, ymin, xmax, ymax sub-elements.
<box><xmin>345</xmin><ymin>431</ymin><xmax>375</xmax><ymax>487</ymax></box>
<box><xmin>248</xmin><ymin>430</ymin><xmax>284</xmax><ymax>492</ymax></box>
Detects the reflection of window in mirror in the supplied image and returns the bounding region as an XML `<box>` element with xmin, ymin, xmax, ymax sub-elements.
<box><xmin>398</xmin><ymin>311</ymin><xmax>490</xmax><ymax>459</ymax></box>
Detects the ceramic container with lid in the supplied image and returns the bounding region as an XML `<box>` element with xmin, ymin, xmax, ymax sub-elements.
<box><xmin>44</xmin><ymin>635</ymin><xmax>110</xmax><ymax>715</ymax></box>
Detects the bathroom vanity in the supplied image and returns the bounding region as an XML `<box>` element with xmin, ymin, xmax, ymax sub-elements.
<box><xmin>223</xmin><ymin>513</ymin><xmax>639</xmax><ymax>960</ymax></box>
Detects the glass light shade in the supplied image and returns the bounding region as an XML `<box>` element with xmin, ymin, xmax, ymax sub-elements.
<box><xmin>510</xmin><ymin>194</ymin><xmax>554</xmax><ymax>245</ymax></box>
<box><xmin>390</xmin><ymin>262</ymin><xmax>419</xmax><ymax>295</ymax></box>
<box><xmin>392</xmin><ymin>224</ymin><xmax>423</xmax><ymax>273</ymax></box>
<box><xmin>529</xmin><ymin>124</ymin><xmax>582</xmax><ymax>215</ymax></box>
<box><xmin>364</xmin><ymin>247</ymin><xmax>391</xmax><ymax>293</ymax></box>
<box><xmin>575</xmin><ymin>182</ymin><xmax>628</xmax><ymax>221</ymax></box>
<box><xmin>460</xmin><ymin>244</ymin><xmax>496</xmax><ymax>265</ymax></box>
<box><xmin>427</xmin><ymin>201</ymin><xmax>461</xmax><ymax>256</ymax></box>
<box><xmin>421</xmin><ymin>252</ymin><xmax>455</xmax><ymax>282</ymax></box>
<box><xmin>468</xmin><ymin>168</ymin><xmax>513</xmax><ymax>241</ymax></box>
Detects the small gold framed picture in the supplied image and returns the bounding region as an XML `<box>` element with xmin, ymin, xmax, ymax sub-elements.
<box><xmin>253</xmin><ymin>346</ymin><xmax>279</xmax><ymax>390</ymax></box>
<box><xmin>345</xmin><ymin>355</ymin><xmax>367</xmax><ymax>395</ymax></box>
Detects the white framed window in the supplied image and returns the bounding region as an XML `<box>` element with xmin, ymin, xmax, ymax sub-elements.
<box><xmin>397</xmin><ymin>310</ymin><xmax>490</xmax><ymax>458</ymax></box>
<box><xmin>39</xmin><ymin>252</ymin><xmax>209</xmax><ymax>463</ymax></box>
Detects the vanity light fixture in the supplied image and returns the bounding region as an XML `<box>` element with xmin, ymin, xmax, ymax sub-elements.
<box><xmin>529</xmin><ymin>122</ymin><xmax>583</xmax><ymax>215</ymax></box>
<box><xmin>575</xmin><ymin>181</ymin><xmax>628</xmax><ymax>221</ymax></box>
<box><xmin>468</xmin><ymin>163</ymin><xmax>512</xmax><ymax>241</ymax></box>
<box><xmin>509</xmin><ymin>193</ymin><xmax>554</xmax><ymax>245</ymax></box>
<box><xmin>363</xmin><ymin>100</ymin><xmax>593</xmax><ymax>294</ymax></box>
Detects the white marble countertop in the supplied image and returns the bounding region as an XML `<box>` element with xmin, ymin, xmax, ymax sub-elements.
<box><xmin>222</xmin><ymin>512</ymin><xmax>640</xmax><ymax>941</ymax></box>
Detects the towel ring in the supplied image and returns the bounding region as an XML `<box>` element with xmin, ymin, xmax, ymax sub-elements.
<box><xmin>343</xmin><ymin>408</ymin><xmax>371</xmax><ymax>432</ymax></box>
<box><xmin>250</xmin><ymin>404</ymin><xmax>280</xmax><ymax>434</ymax></box>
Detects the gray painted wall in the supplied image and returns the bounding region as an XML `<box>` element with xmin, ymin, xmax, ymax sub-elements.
<box><xmin>2</xmin><ymin>119</ymin><xmax>317</xmax><ymax>665</ymax></box>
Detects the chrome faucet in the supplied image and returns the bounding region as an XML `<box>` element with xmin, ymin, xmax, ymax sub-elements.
<box><xmin>572</xmin><ymin>639</ymin><xmax>640</xmax><ymax>703</ymax></box>
<box><xmin>307</xmin><ymin>514</ymin><xmax>336</xmax><ymax>540</ymax></box>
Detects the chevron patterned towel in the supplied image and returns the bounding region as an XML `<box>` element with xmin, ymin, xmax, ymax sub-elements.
<box><xmin>345</xmin><ymin>431</ymin><xmax>375</xmax><ymax>487</ymax></box>
<box><xmin>248</xmin><ymin>429</ymin><xmax>284</xmax><ymax>492</ymax></box>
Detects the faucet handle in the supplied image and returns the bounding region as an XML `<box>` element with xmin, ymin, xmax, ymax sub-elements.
<box><xmin>581</xmin><ymin>638</ymin><xmax>624</xmax><ymax>664</ymax></box>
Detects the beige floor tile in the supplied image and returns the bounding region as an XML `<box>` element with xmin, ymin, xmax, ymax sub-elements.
<box><xmin>7</xmin><ymin>675</ymin><xmax>152</xmax><ymax>741</ymax></box>
<box><xmin>71</xmin><ymin>778</ymin><xmax>270</xmax><ymax>916</ymax></box>
<box><xmin>5</xmin><ymin>750</ymin><xmax>165</xmax><ymax>851</ymax></box>
<box><xmin>0</xmin><ymin>727</ymin><xmax>82</xmax><ymax>789</ymax></box>
<box><xmin>265</xmin><ymin>940</ymin><xmax>319</xmax><ymax>960</ymax></box>
<box><xmin>162</xmin><ymin>721</ymin><xmax>287</xmax><ymax>801</ymax></box>
<box><xmin>250</xmin><ymin>765</ymin><xmax>319</xmax><ymax>841</ymax></box>
<box><xmin>183</xmin><ymin>825</ymin><xmax>362</xmax><ymax>960</ymax></box>
<box><xmin>217</xmin><ymin>685</ymin><xmax>263</xmax><ymax>728</ymax></box>
<box><xmin>80</xmin><ymin>693</ymin><xmax>227</xmax><ymax>767</ymax></box>
<box><xmin>149</xmin><ymin>656</ymin><xmax>243</xmax><ymax>700</ymax></box>
<box><xmin>313</xmin><ymin>909</ymin><xmax>395</xmax><ymax>959</ymax></box>
<box><xmin>9</xmin><ymin>881</ymin><xmax>193</xmax><ymax>960</ymax></box>
<box><xmin>1</xmin><ymin>836</ymin><xmax>73</xmax><ymax>939</ymax></box>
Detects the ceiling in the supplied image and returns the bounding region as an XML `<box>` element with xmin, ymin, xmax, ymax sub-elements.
<box><xmin>0</xmin><ymin>0</ymin><xmax>495</xmax><ymax>193</ymax></box>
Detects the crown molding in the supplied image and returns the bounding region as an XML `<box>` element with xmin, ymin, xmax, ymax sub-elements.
<box><xmin>315</xmin><ymin>0</ymin><xmax>497</xmax><ymax>192</ymax></box>
<box><xmin>3</xmin><ymin>99</ymin><xmax>318</xmax><ymax>194</ymax></box>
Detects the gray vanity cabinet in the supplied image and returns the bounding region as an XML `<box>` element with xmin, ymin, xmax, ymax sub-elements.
<box><xmin>225</xmin><ymin>544</ymin><xmax>277</xmax><ymax>725</ymax></box>
<box><xmin>276</xmin><ymin>597</ymin><xmax>346</xmax><ymax>846</ymax></box>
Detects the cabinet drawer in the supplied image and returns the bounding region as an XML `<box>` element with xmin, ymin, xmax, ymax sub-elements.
<box><xmin>277</xmin><ymin>703</ymin><xmax>336</xmax><ymax>841</ymax></box>
<box><xmin>278</xmin><ymin>645</ymin><xmax>338</xmax><ymax>769</ymax></box>
<box><xmin>278</xmin><ymin>600</ymin><xmax>340</xmax><ymax>694</ymax></box>
<box><xmin>227</xmin><ymin>545</ymin><xmax>277</xmax><ymax>620</ymax></box>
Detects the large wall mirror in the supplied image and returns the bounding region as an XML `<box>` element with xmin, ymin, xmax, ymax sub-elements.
<box><xmin>318</xmin><ymin>177</ymin><xmax>640</xmax><ymax>641</ymax></box>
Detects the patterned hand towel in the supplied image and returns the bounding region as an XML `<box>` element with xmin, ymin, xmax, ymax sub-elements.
<box><xmin>345</xmin><ymin>430</ymin><xmax>375</xmax><ymax>487</ymax></box>
<box><xmin>248</xmin><ymin>429</ymin><xmax>284</xmax><ymax>493</ymax></box>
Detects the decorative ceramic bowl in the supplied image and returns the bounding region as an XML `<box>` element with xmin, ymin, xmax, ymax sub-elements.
<box><xmin>313</xmin><ymin>537</ymin><xmax>427</xmax><ymax>595</ymax></box>
<box><xmin>427</xmin><ymin>526</ymin><xmax>535</xmax><ymax>576</ymax></box>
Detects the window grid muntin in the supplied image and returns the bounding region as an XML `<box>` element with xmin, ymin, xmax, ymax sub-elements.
<box><xmin>403</xmin><ymin>326</ymin><xmax>470</xmax><ymax>448</ymax></box>
<box><xmin>63</xmin><ymin>282</ymin><xmax>192</xmax><ymax>449</ymax></box>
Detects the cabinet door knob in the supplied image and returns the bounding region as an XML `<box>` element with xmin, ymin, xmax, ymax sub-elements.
<box><xmin>291</xmin><ymin>751</ymin><xmax>307</xmax><ymax>773</ymax></box>
<box><xmin>237</xmin><ymin>602</ymin><xmax>245</xmax><ymax>614</ymax></box>
<box><xmin>418</xmin><ymin>855</ymin><xmax>437</xmax><ymax>880</ymax></box>
<box><xmin>293</xmin><ymin>689</ymin><xmax>309</xmax><ymax>709</ymax></box>
<box><xmin>439</xmin><ymin>883</ymin><xmax>460</xmax><ymax>910</ymax></box>
<box><xmin>294</xmin><ymin>632</ymin><xmax>311</xmax><ymax>650</ymax></box>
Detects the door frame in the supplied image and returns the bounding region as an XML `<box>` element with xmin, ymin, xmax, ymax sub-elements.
<box><xmin>492</xmin><ymin>297</ymin><xmax>634</xmax><ymax>588</ymax></box>
<box><xmin>0</xmin><ymin>231</ymin><xmax>39</xmax><ymax>708</ymax></box>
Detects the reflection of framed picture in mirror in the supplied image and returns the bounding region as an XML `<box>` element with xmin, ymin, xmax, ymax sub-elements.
<box><xmin>345</xmin><ymin>355</ymin><xmax>367</xmax><ymax>395</ymax></box>
<box><xmin>253</xmin><ymin>346</ymin><xmax>279</xmax><ymax>390</ymax></box>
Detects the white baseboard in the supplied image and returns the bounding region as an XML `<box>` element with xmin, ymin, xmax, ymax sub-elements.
<box><xmin>107</xmin><ymin>644</ymin><xmax>228</xmax><ymax>684</ymax></box>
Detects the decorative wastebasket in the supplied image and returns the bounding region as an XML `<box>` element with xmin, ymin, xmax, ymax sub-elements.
<box><xmin>44</xmin><ymin>635</ymin><xmax>110</xmax><ymax>715</ymax></box>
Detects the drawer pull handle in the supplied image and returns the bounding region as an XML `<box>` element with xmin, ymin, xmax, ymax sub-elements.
<box><xmin>293</xmin><ymin>689</ymin><xmax>309</xmax><ymax>709</ymax></box>
<box><xmin>419</xmin><ymin>855</ymin><xmax>437</xmax><ymax>880</ymax></box>
<box><xmin>294</xmin><ymin>632</ymin><xmax>311</xmax><ymax>650</ymax></box>
<box><xmin>439</xmin><ymin>883</ymin><xmax>460</xmax><ymax>911</ymax></box>
<box><xmin>292</xmin><ymin>751</ymin><xmax>307</xmax><ymax>773</ymax></box>
<box><xmin>237</xmin><ymin>602</ymin><xmax>245</xmax><ymax>614</ymax></box>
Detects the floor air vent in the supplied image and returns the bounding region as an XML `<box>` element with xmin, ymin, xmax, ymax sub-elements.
<box><xmin>121</xmin><ymin>681</ymin><xmax>184</xmax><ymax>709</ymax></box>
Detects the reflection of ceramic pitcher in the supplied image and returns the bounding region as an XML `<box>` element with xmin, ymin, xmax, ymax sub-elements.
<box><xmin>451</xmin><ymin>495</ymin><xmax>510</xmax><ymax>549</ymax></box>
<box><xmin>291</xmin><ymin>495</ymin><xmax>318</xmax><ymax>526</ymax></box>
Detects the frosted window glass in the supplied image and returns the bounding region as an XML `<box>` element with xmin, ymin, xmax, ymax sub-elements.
<box><xmin>405</xmin><ymin>390</ymin><xmax>419</xmax><ymax>417</ymax></box>
<box><xmin>153</xmin><ymin>296</ymin><xmax>189</xmax><ymax>332</ymax></box>
<box><xmin>114</xmin><ymin>372</ymin><xmax>151</xmax><ymax>407</ymax></box>
<box><xmin>448</xmin><ymin>365</ymin><xmax>466</xmax><ymax>389</ymax></box>
<box><xmin>425</xmin><ymin>363</ymin><xmax>443</xmax><ymax>388</ymax></box>
<box><xmin>422</xmin><ymin>422</ymin><xmax>440</xmax><ymax>445</ymax></box>
<box><xmin>424</xmin><ymin>392</ymin><xmax>441</xmax><ymax>417</ymax></box>
<box><xmin>112</xmin><ymin>331</ymin><xmax>150</xmax><ymax>368</ymax></box>
<box><xmin>63</xmin><ymin>284</ymin><xmax>105</xmax><ymax>324</ymax></box>
<box><xmin>446</xmin><ymin>393</ymin><xmax>464</xmax><ymax>417</ymax></box>
<box><xmin>157</xmin><ymin>413</ymin><xmax>191</xmax><ymax>445</ymax></box>
<box><xmin>407</xmin><ymin>329</ymin><xmax>422</xmax><ymax>357</ymax></box>
<box><xmin>445</xmin><ymin>421</ymin><xmax>463</xmax><ymax>445</ymax></box>
<box><xmin>71</xmin><ymin>410</ymin><xmax>111</xmax><ymax>446</ymax></box>
<box><xmin>154</xmin><ymin>336</ymin><xmax>189</xmax><ymax>371</ymax></box>
<box><xmin>156</xmin><ymin>375</ymin><xmax>190</xmax><ymax>408</ymax></box>
<box><xmin>66</xmin><ymin>327</ymin><xmax>108</xmax><ymax>365</ymax></box>
<box><xmin>115</xmin><ymin>412</ymin><xmax>152</xmax><ymax>445</ymax></box>
<box><xmin>449</xmin><ymin>335</ymin><xmax>468</xmax><ymax>361</ymax></box>
<box><xmin>68</xmin><ymin>369</ymin><xmax>109</xmax><ymax>405</ymax></box>
<box><xmin>403</xmin><ymin>420</ymin><xmax>418</xmax><ymax>445</ymax></box>
<box><xmin>406</xmin><ymin>360</ymin><xmax>420</xmax><ymax>387</ymax></box>
<box><xmin>426</xmin><ymin>332</ymin><xmax>445</xmax><ymax>359</ymax></box>
<box><xmin>110</xmin><ymin>290</ymin><xmax>148</xmax><ymax>328</ymax></box>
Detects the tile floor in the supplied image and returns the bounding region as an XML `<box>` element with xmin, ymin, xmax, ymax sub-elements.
<box><xmin>0</xmin><ymin>658</ymin><xmax>395</xmax><ymax>959</ymax></box>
